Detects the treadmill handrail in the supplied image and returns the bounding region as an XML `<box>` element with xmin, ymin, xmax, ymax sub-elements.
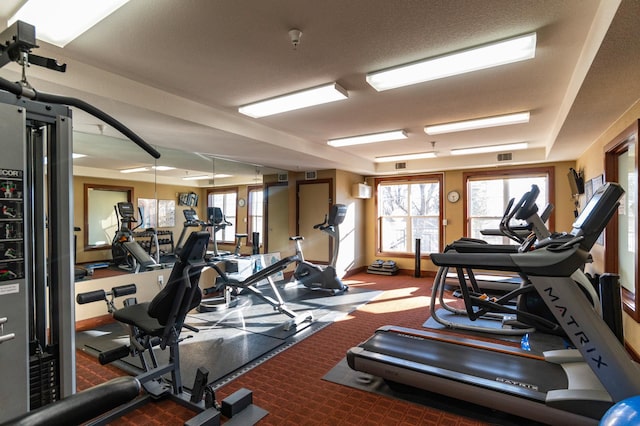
<box><xmin>431</xmin><ymin>245</ymin><xmax>589</xmax><ymax>277</ymax></box>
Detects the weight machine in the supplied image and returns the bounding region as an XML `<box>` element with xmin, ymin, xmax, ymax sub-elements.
<box><xmin>0</xmin><ymin>21</ymin><xmax>160</xmax><ymax>423</ymax></box>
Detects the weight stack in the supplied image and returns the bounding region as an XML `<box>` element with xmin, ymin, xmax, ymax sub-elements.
<box><xmin>29</xmin><ymin>350</ymin><xmax>59</xmax><ymax>409</ymax></box>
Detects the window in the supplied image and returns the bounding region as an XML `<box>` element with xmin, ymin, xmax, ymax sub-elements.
<box><xmin>465</xmin><ymin>168</ymin><xmax>552</xmax><ymax>244</ymax></box>
<box><xmin>376</xmin><ymin>175</ymin><xmax>442</xmax><ymax>255</ymax></box>
<box><xmin>208</xmin><ymin>189</ymin><xmax>237</xmax><ymax>243</ymax></box>
<box><xmin>248</xmin><ymin>186</ymin><xmax>264</xmax><ymax>245</ymax></box>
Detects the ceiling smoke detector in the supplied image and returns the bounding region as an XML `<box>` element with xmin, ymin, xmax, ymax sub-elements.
<box><xmin>289</xmin><ymin>28</ymin><xmax>302</xmax><ymax>49</ymax></box>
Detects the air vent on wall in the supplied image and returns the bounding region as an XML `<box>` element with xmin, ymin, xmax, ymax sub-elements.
<box><xmin>497</xmin><ymin>153</ymin><xmax>513</xmax><ymax>161</ymax></box>
<box><xmin>277</xmin><ymin>172</ymin><xmax>288</xmax><ymax>182</ymax></box>
<box><xmin>395</xmin><ymin>162</ymin><xmax>407</xmax><ymax>170</ymax></box>
<box><xmin>305</xmin><ymin>170</ymin><xmax>317</xmax><ymax>180</ymax></box>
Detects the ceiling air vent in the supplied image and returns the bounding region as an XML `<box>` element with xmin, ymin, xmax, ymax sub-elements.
<box><xmin>395</xmin><ymin>162</ymin><xmax>407</xmax><ymax>170</ymax></box>
<box><xmin>497</xmin><ymin>153</ymin><xmax>513</xmax><ymax>161</ymax></box>
<box><xmin>305</xmin><ymin>171</ymin><xmax>317</xmax><ymax>180</ymax></box>
<box><xmin>277</xmin><ymin>173</ymin><xmax>288</xmax><ymax>182</ymax></box>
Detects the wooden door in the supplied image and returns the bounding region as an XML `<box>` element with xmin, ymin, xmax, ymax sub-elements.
<box><xmin>265</xmin><ymin>183</ymin><xmax>290</xmax><ymax>255</ymax></box>
<box><xmin>297</xmin><ymin>179</ymin><xmax>332</xmax><ymax>263</ymax></box>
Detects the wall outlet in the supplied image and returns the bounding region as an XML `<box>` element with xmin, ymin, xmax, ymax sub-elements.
<box><xmin>158</xmin><ymin>275</ymin><xmax>164</xmax><ymax>286</ymax></box>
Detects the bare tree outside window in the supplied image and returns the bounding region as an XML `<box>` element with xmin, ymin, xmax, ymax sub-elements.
<box><xmin>379</xmin><ymin>181</ymin><xmax>440</xmax><ymax>254</ymax></box>
<box><xmin>468</xmin><ymin>176</ymin><xmax>548</xmax><ymax>244</ymax></box>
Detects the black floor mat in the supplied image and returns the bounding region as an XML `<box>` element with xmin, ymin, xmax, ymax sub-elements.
<box><xmin>77</xmin><ymin>284</ymin><xmax>381</xmax><ymax>387</ymax></box>
<box><xmin>323</xmin><ymin>358</ymin><xmax>546</xmax><ymax>426</ymax></box>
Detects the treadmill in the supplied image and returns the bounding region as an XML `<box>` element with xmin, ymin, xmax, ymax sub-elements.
<box><xmin>347</xmin><ymin>182</ymin><xmax>640</xmax><ymax>425</ymax></box>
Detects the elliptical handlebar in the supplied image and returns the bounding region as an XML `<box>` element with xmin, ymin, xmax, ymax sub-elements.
<box><xmin>514</xmin><ymin>184</ymin><xmax>540</xmax><ymax>221</ymax></box>
<box><xmin>313</xmin><ymin>214</ymin><xmax>328</xmax><ymax>229</ymax></box>
<box><xmin>313</xmin><ymin>214</ymin><xmax>333</xmax><ymax>232</ymax></box>
<box><xmin>499</xmin><ymin>197</ymin><xmax>526</xmax><ymax>243</ymax></box>
<box><xmin>498</xmin><ymin>185</ymin><xmax>543</xmax><ymax>244</ymax></box>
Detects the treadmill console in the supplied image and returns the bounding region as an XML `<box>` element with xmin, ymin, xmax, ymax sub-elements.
<box><xmin>534</xmin><ymin>182</ymin><xmax>623</xmax><ymax>251</ymax></box>
<box><xmin>183</xmin><ymin>208</ymin><xmax>200</xmax><ymax>224</ymax></box>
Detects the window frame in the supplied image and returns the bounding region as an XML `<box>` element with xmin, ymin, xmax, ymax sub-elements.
<box><xmin>83</xmin><ymin>183</ymin><xmax>133</xmax><ymax>250</ymax></box>
<box><xmin>463</xmin><ymin>166</ymin><xmax>555</xmax><ymax>240</ymax></box>
<box><xmin>375</xmin><ymin>174</ymin><xmax>444</xmax><ymax>258</ymax></box>
<box><xmin>604</xmin><ymin>120</ymin><xmax>639</xmax><ymax>321</ymax></box>
<box><xmin>247</xmin><ymin>185</ymin><xmax>264</xmax><ymax>246</ymax></box>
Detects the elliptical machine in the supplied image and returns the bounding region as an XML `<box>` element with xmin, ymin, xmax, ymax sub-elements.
<box><xmin>290</xmin><ymin>204</ymin><xmax>349</xmax><ymax>295</ymax></box>
<box><xmin>111</xmin><ymin>202</ymin><xmax>142</xmax><ymax>270</ymax></box>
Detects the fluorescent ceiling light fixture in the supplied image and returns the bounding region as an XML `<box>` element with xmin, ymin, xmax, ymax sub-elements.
<box><xmin>182</xmin><ymin>175</ymin><xmax>211</xmax><ymax>181</ymax></box>
<box><xmin>328</xmin><ymin>130</ymin><xmax>407</xmax><ymax>147</ymax></box>
<box><xmin>239</xmin><ymin>83</ymin><xmax>348</xmax><ymax>118</ymax></box>
<box><xmin>152</xmin><ymin>166</ymin><xmax>176</xmax><ymax>171</ymax></box>
<box><xmin>425</xmin><ymin>112</ymin><xmax>530</xmax><ymax>135</ymax></box>
<box><xmin>120</xmin><ymin>167</ymin><xmax>149</xmax><ymax>173</ymax></box>
<box><xmin>9</xmin><ymin>0</ymin><xmax>130</xmax><ymax>48</ymax></box>
<box><xmin>451</xmin><ymin>142</ymin><xmax>528</xmax><ymax>156</ymax></box>
<box><xmin>182</xmin><ymin>173</ymin><xmax>232</xmax><ymax>181</ymax></box>
<box><xmin>367</xmin><ymin>33</ymin><xmax>536</xmax><ymax>91</ymax></box>
<box><xmin>375</xmin><ymin>152</ymin><xmax>437</xmax><ymax>163</ymax></box>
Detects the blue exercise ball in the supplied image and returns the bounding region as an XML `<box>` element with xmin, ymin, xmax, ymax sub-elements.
<box><xmin>601</xmin><ymin>396</ymin><xmax>640</xmax><ymax>425</ymax></box>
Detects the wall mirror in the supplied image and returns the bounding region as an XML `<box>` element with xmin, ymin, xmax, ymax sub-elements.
<box><xmin>73</xmin><ymin>131</ymin><xmax>288</xmax><ymax>278</ymax></box>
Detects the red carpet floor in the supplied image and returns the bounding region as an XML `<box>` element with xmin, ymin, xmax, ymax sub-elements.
<box><xmin>76</xmin><ymin>272</ymin><xmax>493</xmax><ymax>425</ymax></box>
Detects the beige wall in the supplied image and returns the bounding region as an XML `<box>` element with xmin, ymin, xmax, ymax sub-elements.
<box><xmin>75</xmin><ymin>268</ymin><xmax>167</xmax><ymax>321</ymax></box>
<box><xmin>276</xmin><ymin>169</ymin><xmax>367</xmax><ymax>275</ymax></box>
<box><xmin>335</xmin><ymin>170</ymin><xmax>368</xmax><ymax>275</ymax></box>
<box><xmin>576</xmin><ymin>98</ymin><xmax>640</xmax><ymax>353</ymax></box>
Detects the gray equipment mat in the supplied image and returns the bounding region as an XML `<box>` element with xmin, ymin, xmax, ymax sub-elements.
<box><xmin>77</xmin><ymin>284</ymin><xmax>381</xmax><ymax>387</ymax></box>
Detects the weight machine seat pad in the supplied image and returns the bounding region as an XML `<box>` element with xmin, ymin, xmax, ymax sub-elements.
<box><xmin>4</xmin><ymin>376</ymin><xmax>140</xmax><ymax>426</ymax></box>
<box><xmin>113</xmin><ymin>302</ymin><xmax>165</xmax><ymax>336</ymax></box>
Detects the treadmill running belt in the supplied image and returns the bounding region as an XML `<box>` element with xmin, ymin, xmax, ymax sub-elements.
<box><xmin>354</xmin><ymin>329</ymin><xmax>568</xmax><ymax>400</ymax></box>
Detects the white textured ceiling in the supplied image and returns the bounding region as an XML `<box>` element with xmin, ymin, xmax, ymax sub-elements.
<box><xmin>0</xmin><ymin>0</ymin><xmax>637</xmax><ymax>182</ymax></box>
